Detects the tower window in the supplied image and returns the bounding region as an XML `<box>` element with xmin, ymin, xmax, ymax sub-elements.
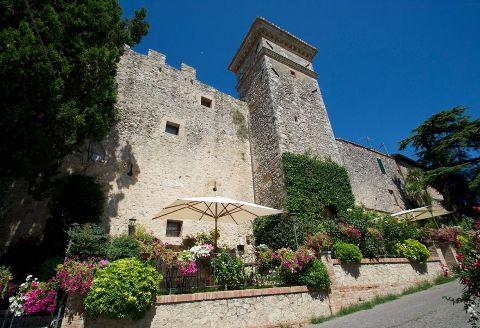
<box><xmin>290</xmin><ymin>70</ymin><xmax>296</xmax><ymax>77</ymax></box>
<box><xmin>166</xmin><ymin>220</ymin><xmax>182</xmax><ymax>237</ymax></box>
<box><xmin>165</xmin><ymin>122</ymin><xmax>179</xmax><ymax>135</ymax></box>
<box><xmin>201</xmin><ymin>96</ymin><xmax>212</xmax><ymax>108</ymax></box>
<box><xmin>377</xmin><ymin>158</ymin><xmax>386</xmax><ymax>174</ymax></box>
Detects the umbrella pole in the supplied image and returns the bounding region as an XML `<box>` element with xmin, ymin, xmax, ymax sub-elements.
<box><xmin>214</xmin><ymin>217</ymin><xmax>218</xmax><ymax>250</ymax></box>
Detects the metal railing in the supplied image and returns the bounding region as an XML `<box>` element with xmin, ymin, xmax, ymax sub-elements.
<box><xmin>155</xmin><ymin>254</ymin><xmax>282</xmax><ymax>294</ymax></box>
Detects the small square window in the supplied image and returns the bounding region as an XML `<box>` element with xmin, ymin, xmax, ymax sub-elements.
<box><xmin>165</xmin><ymin>122</ymin><xmax>179</xmax><ymax>135</ymax></box>
<box><xmin>166</xmin><ymin>220</ymin><xmax>182</xmax><ymax>237</ymax></box>
<box><xmin>201</xmin><ymin>96</ymin><xmax>212</xmax><ymax>108</ymax></box>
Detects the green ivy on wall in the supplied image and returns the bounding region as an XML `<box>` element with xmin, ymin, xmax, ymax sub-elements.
<box><xmin>254</xmin><ymin>152</ymin><xmax>355</xmax><ymax>249</ymax></box>
<box><xmin>282</xmin><ymin>152</ymin><xmax>355</xmax><ymax>218</ymax></box>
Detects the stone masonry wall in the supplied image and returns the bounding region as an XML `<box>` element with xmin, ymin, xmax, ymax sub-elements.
<box><xmin>238</xmin><ymin>56</ymin><xmax>285</xmax><ymax>209</ymax></box>
<box><xmin>265</xmin><ymin>56</ymin><xmax>342</xmax><ymax>164</ymax></box>
<box><xmin>337</xmin><ymin>139</ymin><xmax>410</xmax><ymax>213</ymax></box>
<box><xmin>323</xmin><ymin>254</ymin><xmax>443</xmax><ymax>313</ymax></box>
<box><xmin>63</xmin><ymin>48</ymin><xmax>255</xmax><ymax>249</ymax></box>
<box><xmin>61</xmin><ymin>256</ymin><xmax>444</xmax><ymax>328</ymax></box>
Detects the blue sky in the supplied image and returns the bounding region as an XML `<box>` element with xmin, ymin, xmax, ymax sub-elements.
<box><xmin>119</xmin><ymin>0</ymin><xmax>480</xmax><ymax>158</ymax></box>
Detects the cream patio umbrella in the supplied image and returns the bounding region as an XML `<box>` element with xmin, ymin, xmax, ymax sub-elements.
<box><xmin>153</xmin><ymin>196</ymin><xmax>283</xmax><ymax>248</ymax></box>
<box><xmin>391</xmin><ymin>205</ymin><xmax>452</xmax><ymax>222</ymax></box>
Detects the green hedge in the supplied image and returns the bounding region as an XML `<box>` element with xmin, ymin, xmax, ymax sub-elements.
<box><xmin>297</xmin><ymin>259</ymin><xmax>330</xmax><ymax>289</ymax></box>
<box><xmin>254</xmin><ymin>153</ymin><xmax>355</xmax><ymax>249</ymax></box>
<box><xmin>84</xmin><ymin>258</ymin><xmax>162</xmax><ymax>319</ymax></box>
<box><xmin>332</xmin><ymin>242</ymin><xmax>363</xmax><ymax>263</ymax></box>
<box><xmin>395</xmin><ymin>239</ymin><xmax>430</xmax><ymax>263</ymax></box>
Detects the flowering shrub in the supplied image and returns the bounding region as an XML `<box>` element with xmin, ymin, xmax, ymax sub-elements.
<box><xmin>190</xmin><ymin>244</ymin><xmax>214</xmax><ymax>260</ymax></box>
<box><xmin>9</xmin><ymin>275</ymin><xmax>57</xmax><ymax>316</ymax></box>
<box><xmin>448</xmin><ymin>215</ymin><xmax>480</xmax><ymax>326</ymax></box>
<box><xmin>429</xmin><ymin>226</ymin><xmax>463</xmax><ymax>243</ymax></box>
<box><xmin>295</xmin><ymin>246</ymin><xmax>316</xmax><ymax>269</ymax></box>
<box><xmin>332</xmin><ymin>242</ymin><xmax>363</xmax><ymax>263</ymax></box>
<box><xmin>395</xmin><ymin>239</ymin><xmax>430</xmax><ymax>263</ymax></box>
<box><xmin>84</xmin><ymin>258</ymin><xmax>162</xmax><ymax>319</ymax></box>
<box><xmin>211</xmin><ymin>250</ymin><xmax>244</xmax><ymax>289</ymax></box>
<box><xmin>275</xmin><ymin>246</ymin><xmax>315</xmax><ymax>275</ymax></box>
<box><xmin>338</xmin><ymin>222</ymin><xmax>362</xmax><ymax>242</ymax></box>
<box><xmin>142</xmin><ymin>240</ymin><xmax>176</xmax><ymax>264</ymax></box>
<box><xmin>176</xmin><ymin>251</ymin><xmax>197</xmax><ymax>276</ymax></box>
<box><xmin>297</xmin><ymin>258</ymin><xmax>330</xmax><ymax>289</ymax></box>
<box><xmin>366</xmin><ymin>227</ymin><xmax>384</xmax><ymax>240</ymax></box>
<box><xmin>0</xmin><ymin>265</ymin><xmax>13</xmax><ymax>299</ymax></box>
<box><xmin>276</xmin><ymin>248</ymin><xmax>298</xmax><ymax>273</ymax></box>
<box><xmin>55</xmin><ymin>257</ymin><xmax>109</xmax><ymax>294</ymax></box>
<box><xmin>304</xmin><ymin>232</ymin><xmax>332</xmax><ymax>251</ymax></box>
<box><xmin>256</xmin><ymin>246</ymin><xmax>279</xmax><ymax>273</ymax></box>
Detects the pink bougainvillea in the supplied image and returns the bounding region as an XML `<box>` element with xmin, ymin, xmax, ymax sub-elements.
<box><xmin>430</xmin><ymin>226</ymin><xmax>463</xmax><ymax>243</ymax></box>
<box><xmin>176</xmin><ymin>251</ymin><xmax>197</xmax><ymax>276</ymax></box>
<box><xmin>9</xmin><ymin>276</ymin><xmax>57</xmax><ymax>316</ymax></box>
<box><xmin>55</xmin><ymin>257</ymin><xmax>108</xmax><ymax>294</ymax></box>
<box><xmin>143</xmin><ymin>240</ymin><xmax>176</xmax><ymax>264</ymax></box>
<box><xmin>338</xmin><ymin>222</ymin><xmax>362</xmax><ymax>241</ymax></box>
<box><xmin>22</xmin><ymin>280</ymin><xmax>57</xmax><ymax>315</ymax></box>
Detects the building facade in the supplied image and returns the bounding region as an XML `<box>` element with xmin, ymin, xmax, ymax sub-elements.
<box><xmin>1</xmin><ymin>18</ymin><xmax>439</xmax><ymax>251</ymax></box>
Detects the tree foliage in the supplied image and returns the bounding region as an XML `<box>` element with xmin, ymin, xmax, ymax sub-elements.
<box><xmin>404</xmin><ymin>168</ymin><xmax>432</xmax><ymax>207</ymax></box>
<box><xmin>0</xmin><ymin>0</ymin><xmax>149</xmax><ymax>194</ymax></box>
<box><xmin>399</xmin><ymin>107</ymin><xmax>480</xmax><ymax>215</ymax></box>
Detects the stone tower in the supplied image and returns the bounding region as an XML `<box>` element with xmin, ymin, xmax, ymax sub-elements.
<box><xmin>229</xmin><ymin>17</ymin><xmax>341</xmax><ymax>208</ymax></box>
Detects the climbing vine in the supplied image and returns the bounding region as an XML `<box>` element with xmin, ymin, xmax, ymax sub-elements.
<box><xmin>254</xmin><ymin>152</ymin><xmax>355</xmax><ymax>249</ymax></box>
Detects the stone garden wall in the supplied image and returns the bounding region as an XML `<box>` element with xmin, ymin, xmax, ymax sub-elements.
<box><xmin>61</xmin><ymin>255</ymin><xmax>444</xmax><ymax>328</ymax></box>
<box><xmin>322</xmin><ymin>254</ymin><xmax>444</xmax><ymax>313</ymax></box>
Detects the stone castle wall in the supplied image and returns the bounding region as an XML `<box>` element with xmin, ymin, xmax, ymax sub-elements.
<box><xmin>62</xmin><ymin>48</ymin><xmax>255</xmax><ymax>248</ymax></box>
<box><xmin>1</xmin><ymin>18</ymin><xmax>440</xmax><ymax>251</ymax></box>
<box><xmin>336</xmin><ymin>139</ymin><xmax>411</xmax><ymax>213</ymax></box>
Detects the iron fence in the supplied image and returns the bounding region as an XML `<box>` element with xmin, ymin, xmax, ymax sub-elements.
<box><xmin>156</xmin><ymin>253</ymin><xmax>282</xmax><ymax>294</ymax></box>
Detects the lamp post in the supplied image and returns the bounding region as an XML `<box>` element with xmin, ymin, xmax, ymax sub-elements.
<box><xmin>291</xmin><ymin>212</ymin><xmax>299</xmax><ymax>250</ymax></box>
<box><xmin>128</xmin><ymin>218</ymin><xmax>136</xmax><ymax>236</ymax></box>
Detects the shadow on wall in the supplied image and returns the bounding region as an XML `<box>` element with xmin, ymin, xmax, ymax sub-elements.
<box><xmin>392</xmin><ymin>176</ymin><xmax>416</xmax><ymax>210</ymax></box>
<box><xmin>0</xmin><ymin>127</ymin><xmax>140</xmax><ymax>278</ymax></box>
<box><xmin>82</xmin><ymin>306</ymin><xmax>156</xmax><ymax>328</ymax></box>
<box><xmin>72</xmin><ymin>128</ymin><xmax>140</xmax><ymax>235</ymax></box>
<box><xmin>339</xmin><ymin>263</ymin><xmax>361</xmax><ymax>279</ymax></box>
<box><xmin>410</xmin><ymin>262</ymin><xmax>428</xmax><ymax>275</ymax></box>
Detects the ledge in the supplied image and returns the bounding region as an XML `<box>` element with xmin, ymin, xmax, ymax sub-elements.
<box><xmin>331</xmin><ymin>257</ymin><xmax>441</xmax><ymax>265</ymax></box>
<box><xmin>156</xmin><ymin>285</ymin><xmax>309</xmax><ymax>304</ymax></box>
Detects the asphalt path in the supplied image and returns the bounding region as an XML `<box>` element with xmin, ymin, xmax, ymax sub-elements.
<box><xmin>307</xmin><ymin>281</ymin><xmax>471</xmax><ymax>328</ymax></box>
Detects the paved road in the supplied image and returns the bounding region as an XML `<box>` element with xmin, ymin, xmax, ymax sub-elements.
<box><xmin>307</xmin><ymin>281</ymin><xmax>470</xmax><ymax>328</ymax></box>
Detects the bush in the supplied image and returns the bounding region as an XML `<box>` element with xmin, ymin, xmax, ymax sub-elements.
<box><xmin>107</xmin><ymin>235</ymin><xmax>141</xmax><ymax>260</ymax></box>
<box><xmin>395</xmin><ymin>239</ymin><xmax>430</xmax><ymax>263</ymax></box>
<box><xmin>211</xmin><ymin>250</ymin><xmax>244</xmax><ymax>289</ymax></box>
<box><xmin>449</xmin><ymin>216</ymin><xmax>480</xmax><ymax>326</ymax></box>
<box><xmin>56</xmin><ymin>257</ymin><xmax>109</xmax><ymax>294</ymax></box>
<box><xmin>0</xmin><ymin>265</ymin><xmax>13</xmax><ymax>299</ymax></box>
<box><xmin>39</xmin><ymin>257</ymin><xmax>65</xmax><ymax>281</ymax></box>
<box><xmin>182</xmin><ymin>230</ymin><xmax>219</xmax><ymax>249</ymax></box>
<box><xmin>84</xmin><ymin>258</ymin><xmax>162</xmax><ymax>319</ymax></box>
<box><xmin>134</xmin><ymin>224</ymin><xmax>157</xmax><ymax>244</ymax></box>
<box><xmin>297</xmin><ymin>259</ymin><xmax>330</xmax><ymax>289</ymax></box>
<box><xmin>66</xmin><ymin>224</ymin><xmax>109</xmax><ymax>259</ymax></box>
<box><xmin>377</xmin><ymin>216</ymin><xmax>421</xmax><ymax>256</ymax></box>
<box><xmin>332</xmin><ymin>242</ymin><xmax>362</xmax><ymax>263</ymax></box>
